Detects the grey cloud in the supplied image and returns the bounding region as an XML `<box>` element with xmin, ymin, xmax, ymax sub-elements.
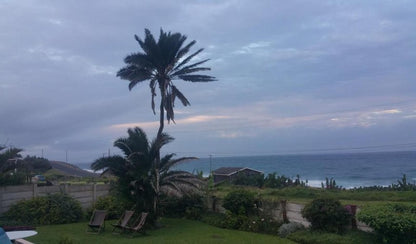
<box><xmin>1</xmin><ymin>0</ymin><xmax>416</xmax><ymax>162</ymax></box>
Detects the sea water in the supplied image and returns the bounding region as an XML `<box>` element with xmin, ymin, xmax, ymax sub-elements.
<box><xmin>78</xmin><ymin>151</ymin><xmax>416</xmax><ymax>188</ymax></box>
<box><xmin>173</xmin><ymin>151</ymin><xmax>416</xmax><ymax>188</ymax></box>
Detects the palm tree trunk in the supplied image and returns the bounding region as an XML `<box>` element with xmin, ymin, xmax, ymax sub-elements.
<box><xmin>153</xmin><ymin>80</ymin><xmax>166</xmax><ymax>215</ymax></box>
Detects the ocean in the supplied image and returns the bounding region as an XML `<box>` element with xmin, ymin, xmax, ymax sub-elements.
<box><xmin>78</xmin><ymin>151</ymin><xmax>416</xmax><ymax>189</ymax></box>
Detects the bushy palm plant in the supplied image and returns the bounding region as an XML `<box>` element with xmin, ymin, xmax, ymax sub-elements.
<box><xmin>91</xmin><ymin>127</ymin><xmax>203</xmax><ymax>219</ymax></box>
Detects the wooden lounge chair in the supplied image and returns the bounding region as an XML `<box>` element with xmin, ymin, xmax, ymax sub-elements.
<box><xmin>87</xmin><ymin>209</ymin><xmax>107</xmax><ymax>233</ymax></box>
<box><xmin>111</xmin><ymin>210</ymin><xmax>135</xmax><ymax>233</ymax></box>
<box><xmin>123</xmin><ymin>212</ymin><xmax>148</xmax><ymax>235</ymax></box>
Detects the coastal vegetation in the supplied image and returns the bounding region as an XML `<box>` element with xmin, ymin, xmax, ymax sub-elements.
<box><xmin>357</xmin><ymin>203</ymin><xmax>416</xmax><ymax>243</ymax></box>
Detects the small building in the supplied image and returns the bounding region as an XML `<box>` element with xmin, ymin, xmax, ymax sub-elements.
<box><xmin>212</xmin><ymin>167</ymin><xmax>263</xmax><ymax>184</ymax></box>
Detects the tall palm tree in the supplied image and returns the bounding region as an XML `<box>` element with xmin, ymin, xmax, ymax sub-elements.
<box><xmin>117</xmin><ymin>28</ymin><xmax>216</xmax><ymax>139</ymax></box>
<box><xmin>91</xmin><ymin>127</ymin><xmax>202</xmax><ymax>216</ymax></box>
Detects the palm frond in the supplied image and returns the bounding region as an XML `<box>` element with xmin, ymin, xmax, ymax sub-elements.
<box><xmin>171</xmin><ymin>85</ymin><xmax>190</xmax><ymax>107</ymax></box>
<box><xmin>171</xmin><ymin>66</ymin><xmax>210</xmax><ymax>77</ymax></box>
<box><xmin>173</xmin><ymin>48</ymin><xmax>203</xmax><ymax>72</ymax></box>
<box><xmin>178</xmin><ymin>74</ymin><xmax>216</xmax><ymax>82</ymax></box>
<box><xmin>160</xmin><ymin>156</ymin><xmax>197</xmax><ymax>173</ymax></box>
<box><xmin>175</xmin><ymin>40</ymin><xmax>196</xmax><ymax>63</ymax></box>
<box><xmin>124</xmin><ymin>52</ymin><xmax>154</xmax><ymax>68</ymax></box>
<box><xmin>91</xmin><ymin>155</ymin><xmax>127</xmax><ymax>177</ymax></box>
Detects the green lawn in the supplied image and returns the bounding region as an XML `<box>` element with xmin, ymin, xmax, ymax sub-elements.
<box><xmin>27</xmin><ymin>218</ymin><xmax>295</xmax><ymax>244</ymax></box>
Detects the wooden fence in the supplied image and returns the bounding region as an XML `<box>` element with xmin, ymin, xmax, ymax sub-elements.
<box><xmin>0</xmin><ymin>184</ymin><xmax>111</xmax><ymax>214</ymax></box>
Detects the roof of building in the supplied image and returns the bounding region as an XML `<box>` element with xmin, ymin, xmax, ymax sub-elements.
<box><xmin>212</xmin><ymin>167</ymin><xmax>263</xmax><ymax>176</ymax></box>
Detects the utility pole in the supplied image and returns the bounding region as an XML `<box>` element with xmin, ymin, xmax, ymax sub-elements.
<box><xmin>41</xmin><ymin>149</ymin><xmax>44</xmax><ymax>158</ymax></box>
<box><xmin>66</xmin><ymin>150</ymin><xmax>68</xmax><ymax>163</ymax></box>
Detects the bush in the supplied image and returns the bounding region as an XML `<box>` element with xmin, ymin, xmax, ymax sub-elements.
<box><xmin>278</xmin><ymin>222</ymin><xmax>305</xmax><ymax>238</ymax></box>
<box><xmin>212</xmin><ymin>211</ymin><xmax>281</xmax><ymax>234</ymax></box>
<box><xmin>264</xmin><ymin>173</ymin><xmax>306</xmax><ymax>188</ymax></box>
<box><xmin>5</xmin><ymin>193</ymin><xmax>83</xmax><ymax>225</ymax></box>
<box><xmin>0</xmin><ymin>172</ymin><xmax>26</xmax><ymax>186</ymax></box>
<box><xmin>357</xmin><ymin>203</ymin><xmax>416</xmax><ymax>244</ymax></box>
<box><xmin>231</xmin><ymin>173</ymin><xmax>264</xmax><ymax>187</ymax></box>
<box><xmin>160</xmin><ymin>194</ymin><xmax>206</xmax><ymax>220</ymax></box>
<box><xmin>88</xmin><ymin>195</ymin><xmax>132</xmax><ymax>220</ymax></box>
<box><xmin>223</xmin><ymin>189</ymin><xmax>256</xmax><ymax>215</ymax></box>
<box><xmin>301</xmin><ymin>198</ymin><xmax>351</xmax><ymax>233</ymax></box>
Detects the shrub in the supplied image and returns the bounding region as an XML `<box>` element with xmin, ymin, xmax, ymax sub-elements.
<box><xmin>160</xmin><ymin>194</ymin><xmax>206</xmax><ymax>220</ymax></box>
<box><xmin>231</xmin><ymin>173</ymin><xmax>264</xmax><ymax>187</ymax></box>
<box><xmin>357</xmin><ymin>203</ymin><xmax>416</xmax><ymax>244</ymax></box>
<box><xmin>301</xmin><ymin>198</ymin><xmax>351</xmax><ymax>233</ymax></box>
<box><xmin>222</xmin><ymin>189</ymin><xmax>256</xmax><ymax>215</ymax></box>
<box><xmin>0</xmin><ymin>172</ymin><xmax>26</xmax><ymax>186</ymax></box>
<box><xmin>217</xmin><ymin>211</ymin><xmax>281</xmax><ymax>234</ymax></box>
<box><xmin>278</xmin><ymin>222</ymin><xmax>305</xmax><ymax>238</ymax></box>
<box><xmin>5</xmin><ymin>193</ymin><xmax>83</xmax><ymax>225</ymax></box>
<box><xmin>88</xmin><ymin>195</ymin><xmax>132</xmax><ymax>220</ymax></box>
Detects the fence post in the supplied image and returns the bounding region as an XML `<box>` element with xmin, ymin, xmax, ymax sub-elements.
<box><xmin>92</xmin><ymin>184</ymin><xmax>97</xmax><ymax>205</ymax></box>
<box><xmin>33</xmin><ymin>183</ymin><xmax>38</xmax><ymax>198</ymax></box>
<box><xmin>280</xmin><ymin>200</ymin><xmax>289</xmax><ymax>223</ymax></box>
<box><xmin>0</xmin><ymin>187</ymin><xmax>3</xmax><ymax>214</ymax></box>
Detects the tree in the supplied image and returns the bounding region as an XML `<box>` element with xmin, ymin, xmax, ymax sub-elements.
<box><xmin>117</xmin><ymin>28</ymin><xmax>216</xmax><ymax>138</ymax></box>
<box><xmin>0</xmin><ymin>145</ymin><xmax>23</xmax><ymax>172</ymax></box>
<box><xmin>91</xmin><ymin>127</ymin><xmax>203</xmax><ymax>219</ymax></box>
<box><xmin>117</xmin><ymin>29</ymin><xmax>215</xmax><ymax>214</ymax></box>
<box><xmin>0</xmin><ymin>145</ymin><xmax>26</xmax><ymax>185</ymax></box>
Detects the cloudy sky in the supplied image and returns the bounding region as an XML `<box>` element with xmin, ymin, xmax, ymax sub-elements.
<box><xmin>1</xmin><ymin>0</ymin><xmax>416</xmax><ymax>163</ymax></box>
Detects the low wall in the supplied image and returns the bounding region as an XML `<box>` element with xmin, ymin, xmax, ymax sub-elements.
<box><xmin>0</xmin><ymin>184</ymin><xmax>111</xmax><ymax>214</ymax></box>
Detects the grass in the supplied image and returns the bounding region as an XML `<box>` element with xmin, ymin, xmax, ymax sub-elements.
<box><xmin>26</xmin><ymin>218</ymin><xmax>295</xmax><ymax>244</ymax></box>
<box><xmin>287</xmin><ymin>230</ymin><xmax>378</xmax><ymax>244</ymax></box>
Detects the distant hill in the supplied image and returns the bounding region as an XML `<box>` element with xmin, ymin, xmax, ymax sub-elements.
<box><xmin>49</xmin><ymin>161</ymin><xmax>99</xmax><ymax>178</ymax></box>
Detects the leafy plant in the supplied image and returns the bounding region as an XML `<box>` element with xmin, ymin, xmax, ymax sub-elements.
<box><xmin>223</xmin><ymin>189</ymin><xmax>256</xmax><ymax>216</ymax></box>
<box><xmin>231</xmin><ymin>172</ymin><xmax>264</xmax><ymax>187</ymax></box>
<box><xmin>301</xmin><ymin>198</ymin><xmax>351</xmax><ymax>233</ymax></box>
<box><xmin>321</xmin><ymin>177</ymin><xmax>342</xmax><ymax>190</ymax></box>
<box><xmin>160</xmin><ymin>194</ymin><xmax>206</xmax><ymax>220</ymax></box>
<box><xmin>357</xmin><ymin>203</ymin><xmax>416</xmax><ymax>244</ymax></box>
<box><xmin>91</xmin><ymin>127</ymin><xmax>204</xmax><ymax>223</ymax></box>
<box><xmin>5</xmin><ymin>193</ymin><xmax>83</xmax><ymax>225</ymax></box>
<box><xmin>88</xmin><ymin>195</ymin><xmax>133</xmax><ymax>220</ymax></box>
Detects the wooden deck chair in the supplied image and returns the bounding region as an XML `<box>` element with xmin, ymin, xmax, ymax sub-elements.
<box><xmin>87</xmin><ymin>209</ymin><xmax>107</xmax><ymax>233</ymax></box>
<box><xmin>111</xmin><ymin>210</ymin><xmax>135</xmax><ymax>233</ymax></box>
<box><xmin>123</xmin><ymin>212</ymin><xmax>148</xmax><ymax>235</ymax></box>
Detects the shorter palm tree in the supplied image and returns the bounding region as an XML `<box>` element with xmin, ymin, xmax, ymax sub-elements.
<box><xmin>91</xmin><ymin>127</ymin><xmax>203</xmax><ymax>218</ymax></box>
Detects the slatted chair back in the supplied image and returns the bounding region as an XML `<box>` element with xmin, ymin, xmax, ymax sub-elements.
<box><xmin>87</xmin><ymin>209</ymin><xmax>107</xmax><ymax>233</ymax></box>
<box><xmin>129</xmin><ymin>212</ymin><xmax>148</xmax><ymax>232</ymax></box>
